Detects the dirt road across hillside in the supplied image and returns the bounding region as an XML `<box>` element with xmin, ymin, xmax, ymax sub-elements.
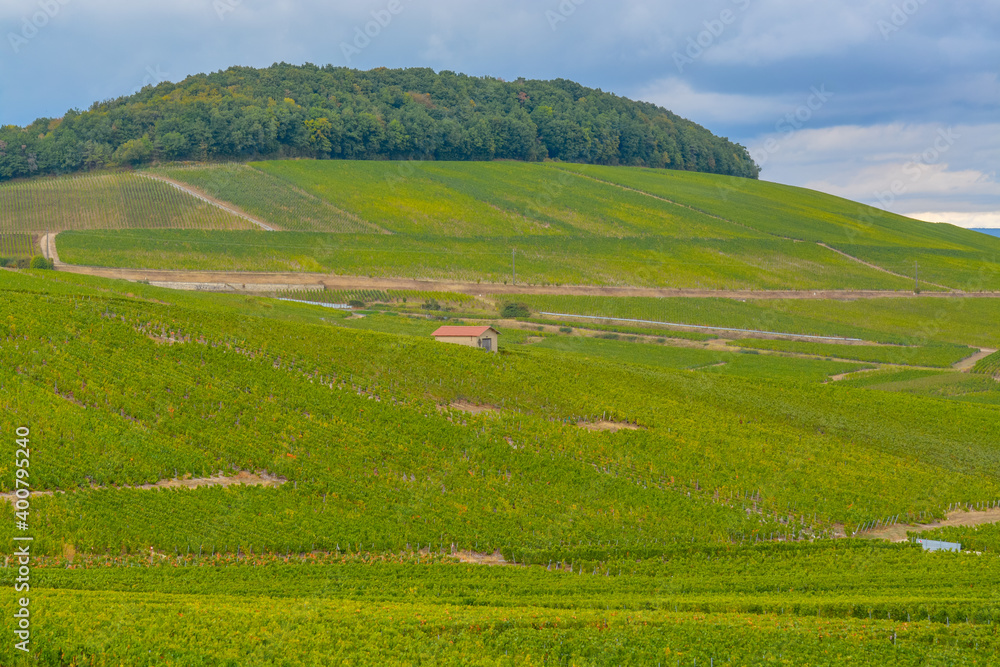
<box><xmin>862</xmin><ymin>507</ymin><xmax>1000</xmax><ymax>543</ymax></box>
<box><xmin>0</xmin><ymin>471</ymin><xmax>285</xmax><ymax>503</ymax></box>
<box><xmin>953</xmin><ymin>347</ymin><xmax>998</xmax><ymax>371</ymax></box>
<box><xmin>37</xmin><ymin>263</ymin><xmax>1000</xmax><ymax>299</ymax></box>
<box><xmin>139</xmin><ymin>172</ymin><xmax>277</xmax><ymax>231</ymax></box>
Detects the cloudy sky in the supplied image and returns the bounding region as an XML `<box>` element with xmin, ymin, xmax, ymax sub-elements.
<box><xmin>1</xmin><ymin>0</ymin><xmax>997</xmax><ymax>226</ymax></box>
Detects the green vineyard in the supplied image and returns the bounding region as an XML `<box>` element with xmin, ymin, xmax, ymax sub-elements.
<box><xmin>0</xmin><ymin>258</ymin><xmax>998</xmax><ymax>664</ymax></box>
<box><xmin>0</xmin><ymin>171</ymin><xmax>252</xmax><ymax>233</ymax></box>
<box><xmin>19</xmin><ymin>159</ymin><xmax>997</xmax><ymax>291</ymax></box>
<box><xmin>972</xmin><ymin>350</ymin><xmax>1000</xmax><ymax>376</ymax></box>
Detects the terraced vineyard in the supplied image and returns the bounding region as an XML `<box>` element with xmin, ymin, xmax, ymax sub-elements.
<box><xmin>0</xmin><ymin>232</ymin><xmax>35</xmax><ymax>261</ymax></box>
<box><xmin>151</xmin><ymin>164</ymin><xmax>384</xmax><ymax>233</ymax></box>
<box><xmin>3</xmin><ymin>158</ymin><xmax>1000</xmax><ymax>664</ymax></box>
<box><xmin>972</xmin><ymin>350</ymin><xmax>1000</xmax><ymax>376</ymax></box>
<box><xmin>26</xmin><ymin>159</ymin><xmax>1000</xmax><ymax>291</ymax></box>
<box><xmin>0</xmin><ymin>171</ymin><xmax>251</xmax><ymax>233</ymax></box>
<box><xmin>1</xmin><ymin>267</ymin><xmax>999</xmax><ymax>664</ymax></box>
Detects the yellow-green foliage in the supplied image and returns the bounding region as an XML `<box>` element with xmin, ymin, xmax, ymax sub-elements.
<box><xmin>0</xmin><ymin>171</ymin><xmax>251</xmax><ymax>232</ymax></box>
<box><xmin>154</xmin><ymin>164</ymin><xmax>383</xmax><ymax>233</ymax></box>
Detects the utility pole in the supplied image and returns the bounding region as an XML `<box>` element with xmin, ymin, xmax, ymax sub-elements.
<box><xmin>512</xmin><ymin>249</ymin><xmax>516</xmax><ymax>285</ymax></box>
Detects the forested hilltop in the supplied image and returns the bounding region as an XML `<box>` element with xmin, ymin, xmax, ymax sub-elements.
<box><xmin>0</xmin><ymin>64</ymin><xmax>758</xmax><ymax>181</ymax></box>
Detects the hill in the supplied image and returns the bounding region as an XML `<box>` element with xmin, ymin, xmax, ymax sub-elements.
<box><xmin>27</xmin><ymin>159</ymin><xmax>1000</xmax><ymax>291</ymax></box>
<box><xmin>1</xmin><ymin>268</ymin><xmax>999</xmax><ymax>664</ymax></box>
<box><xmin>0</xmin><ymin>64</ymin><xmax>758</xmax><ymax>182</ymax></box>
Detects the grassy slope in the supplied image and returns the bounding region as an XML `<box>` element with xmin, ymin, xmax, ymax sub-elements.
<box><xmin>514</xmin><ymin>293</ymin><xmax>1000</xmax><ymax>348</ymax></box>
<box><xmin>3</xmin><ymin>269</ymin><xmax>999</xmax><ymax>549</ymax></box>
<box><xmin>2</xmin><ymin>269</ymin><xmax>1000</xmax><ymax>664</ymax></box>
<box><xmin>554</xmin><ymin>163</ymin><xmax>1000</xmax><ymax>290</ymax></box>
<box><xmin>46</xmin><ymin>159</ymin><xmax>1000</xmax><ymax>289</ymax></box>
<box><xmin>0</xmin><ymin>171</ymin><xmax>252</xmax><ymax>232</ymax></box>
<box><xmin>152</xmin><ymin>164</ymin><xmax>384</xmax><ymax>233</ymax></box>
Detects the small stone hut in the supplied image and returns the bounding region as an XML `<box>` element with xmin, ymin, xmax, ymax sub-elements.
<box><xmin>431</xmin><ymin>326</ymin><xmax>500</xmax><ymax>353</ymax></box>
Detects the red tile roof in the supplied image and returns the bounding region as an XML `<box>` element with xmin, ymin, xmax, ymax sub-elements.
<box><xmin>432</xmin><ymin>326</ymin><xmax>498</xmax><ymax>337</ymax></box>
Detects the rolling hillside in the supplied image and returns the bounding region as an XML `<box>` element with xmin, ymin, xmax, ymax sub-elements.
<box><xmin>24</xmin><ymin>159</ymin><xmax>1000</xmax><ymax>291</ymax></box>
<box><xmin>1</xmin><ymin>267</ymin><xmax>999</xmax><ymax>664</ymax></box>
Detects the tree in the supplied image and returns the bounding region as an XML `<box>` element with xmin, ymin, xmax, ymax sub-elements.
<box><xmin>156</xmin><ymin>132</ymin><xmax>189</xmax><ymax>160</ymax></box>
<box><xmin>113</xmin><ymin>137</ymin><xmax>153</xmax><ymax>166</ymax></box>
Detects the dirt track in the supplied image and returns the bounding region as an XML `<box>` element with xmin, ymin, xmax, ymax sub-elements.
<box><xmin>0</xmin><ymin>471</ymin><xmax>285</xmax><ymax>503</ymax></box>
<box><xmin>863</xmin><ymin>507</ymin><xmax>1000</xmax><ymax>543</ymax></box>
<box><xmin>953</xmin><ymin>347</ymin><xmax>998</xmax><ymax>371</ymax></box>
<box><xmin>138</xmin><ymin>172</ymin><xmax>277</xmax><ymax>231</ymax></box>
<box><xmin>39</xmin><ymin>263</ymin><xmax>1000</xmax><ymax>299</ymax></box>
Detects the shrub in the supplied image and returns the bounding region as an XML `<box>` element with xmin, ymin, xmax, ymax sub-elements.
<box><xmin>559</xmin><ymin>327</ymin><xmax>573</xmax><ymax>334</ymax></box>
<box><xmin>348</xmin><ymin>300</ymin><xmax>365</xmax><ymax>309</ymax></box>
<box><xmin>421</xmin><ymin>298</ymin><xmax>441</xmax><ymax>311</ymax></box>
<box><xmin>500</xmin><ymin>302</ymin><xmax>531</xmax><ymax>318</ymax></box>
<box><xmin>29</xmin><ymin>256</ymin><xmax>54</xmax><ymax>270</ymax></box>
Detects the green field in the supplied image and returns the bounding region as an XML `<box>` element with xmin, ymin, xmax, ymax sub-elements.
<box><xmin>0</xmin><ymin>232</ymin><xmax>36</xmax><ymax>261</ymax></box>
<box><xmin>0</xmin><ymin>171</ymin><xmax>252</xmax><ymax>233</ymax></box>
<box><xmin>729</xmin><ymin>338</ymin><xmax>976</xmax><ymax>368</ymax></box>
<box><xmin>553</xmin><ymin>163</ymin><xmax>1000</xmax><ymax>291</ymax></box>
<box><xmin>973</xmin><ymin>350</ymin><xmax>1000</xmax><ymax>376</ymax></box>
<box><xmin>2</xmin><ymin>267</ymin><xmax>1000</xmax><ymax>664</ymax></box>
<box><xmin>514</xmin><ymin>293</ymin><xmax>1000</xmax><ymax>348</ymax></box>
<box><xmin>533</xmin><ymin>335</ymin><xmax>872</xmax><ymax>382</ymax></box>
<box><xmin>31</xmin><ymin>159</ymin><xmax>1000</xmax><ymax>290</ymax></box>
<box><xmin>4</xmin><ymin>155</ymin><xmax>1000</xmax><ymax>664</ymax></box>
<box><xmin>57</xmin><ymin>229</ymin><xmax>921</xmax><ymax>289</ymax></box>
<box><xmin>152</xmin><ymin>164</ymin><xmax>385</xmax><ymax>233</ymax></box>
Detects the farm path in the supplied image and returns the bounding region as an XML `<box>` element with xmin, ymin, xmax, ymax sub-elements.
<box><xmin>558</xmin><ymin>168</ymin><xmax>957</xmax><ymax>292</ymax></box>
<box><xmin>816</xmin><ymin>243</ymin><xmax>953</xmax><ymax>290</ymax></box>
<box><xmin>862</xmin><ymin>507</ymin><xmax>1000</xmax><ymax>543</ymax></box>
<box><xmin>39</xmin><ymin>232</ymin><xmax>62</xmax><ymax>265</ymax></box>
<box><xmin>953</xmin><ymin>347</ymin><xmax>997</xmax><ymax>371</ymax></box>
<box><xmin>138</xmin><ymin>172</ymin><xmax>278</xmax><ymax>231</ymax></box>
<box><xmin>828</xmin><ymin>368</ymin><xmax>880</xmax><ymax>383</ymax></box>
<box><xmin>0</xmin><ymin>470</ymin><xmax>285</xmax><ymax>503</ymax></box>
<box><xmin>42</xmin><ymin>262</ymin><xmax>1000</xmax><ymax>299</ymax></box>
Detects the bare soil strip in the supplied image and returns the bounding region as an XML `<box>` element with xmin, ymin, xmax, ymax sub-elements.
<box><xmin>861</xmin><ymin>507</ymin><xmax>1000</xmax><ymax>543</ymax></box>
<box><xmin>138</xmin><ymin>173</ymin><xmax>278</xmax><ymax>231</ymax></box>
<box><xmin>576</xmin><ymin>420</ymin><xmax>643</xmax><ymax>432</ymax></box>
<box><xmin>39</xmin><ymin>263</ymin><xmax>1000</xmax><ymax>299</ymax></box>
<box><xmin>441</xmin><ymin>401</ymin><xmax>499</xmax><ymax>415</ymax></box>
<box><xmin>450</xmin><ymin>549</ymin><xmax>513</xmax><ymax>566</ymax></box>
<box><xmin>39</xmin><ymin>232</ymin><xmax>62</xmax><ymax>265</ymax></box>
<box><xmin>828</xmin><ymin>367</ymin><xmax>880</xmax><ymax>382</ymax></box>
<box><xmin>953</xmin><ymin>347</ymin><xmax>998</xmax><ymax>371</ymax></box>
<box><xmin>0</xmin><ymin>470</ymin><xmax>285</xmax><ymax>503</ymax></box>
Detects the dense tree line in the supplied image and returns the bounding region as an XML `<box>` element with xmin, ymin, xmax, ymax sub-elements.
<box><xmin>0</xmin><ymin>64</ymin><xmax>759</xmax><ymax>181</ymax></box>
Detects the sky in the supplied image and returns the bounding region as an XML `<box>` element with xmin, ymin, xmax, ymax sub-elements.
<box><xmin>1</xmin><ymin>0</ymin><xmax>997</xmax><ymax>227</ymax></box>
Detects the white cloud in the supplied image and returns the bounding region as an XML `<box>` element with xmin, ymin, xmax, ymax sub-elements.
<box><xmin>908</xmin><ymin>212</ymin><xmax>1000</xmax><ymax>229</ymax></box>
<box><xmin>748</xmin><ymin>123</ymin><xmax>1000</xmax><ymax>223</ymax></box>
